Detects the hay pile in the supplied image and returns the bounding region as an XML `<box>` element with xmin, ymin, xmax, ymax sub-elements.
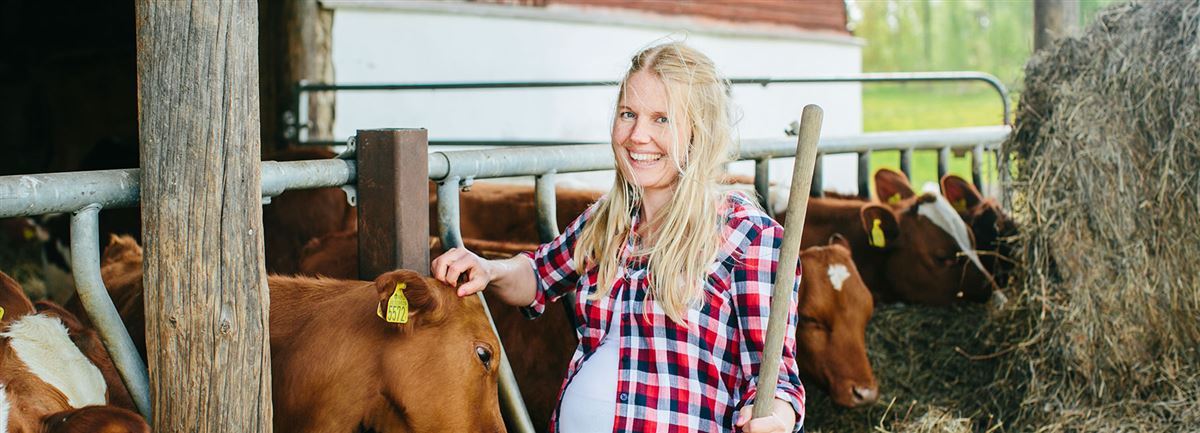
<box><xmin>811</xmin><ymin>1</ymin><xmax>1199</xmax><ymax>431</ymax></box>
<box><xmin>995</xmin><ymin>0</ymin><xmax>1200</xmax><ymax>430</ymax></box>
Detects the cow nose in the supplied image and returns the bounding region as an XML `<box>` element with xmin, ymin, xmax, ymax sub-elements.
<box><xmin>851</xmin><ymin>385</ymin><xmax>879</xmax><ymax>405</ymax></box>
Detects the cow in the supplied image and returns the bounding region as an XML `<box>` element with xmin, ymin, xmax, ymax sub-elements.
<box><xmin>299</xmin><ymin>227</ymin><xmax>879</xmax><ymax>430</ymax></box>
<box><xmin>431</xmin><ymin>181</ymin><xmax>602</xmax><ymax>247</ymax></box>
<box><xmin>0</xmin><ymin>271</ymin><xmax>148</xmax><ymax>433</ymax></box>
<box><xmin>872</xmin><ymin>168</ymin><xmax>1017</xmax><ymax>289</ymax></box>
<box><xmin>93</xmin><ymin>236</ymin><xmax>507</xmax><ymax>433</ymax></box>
<box><xmin>781</xmin><ymin>191</ymin><xmax>995</xmax><ymax>305</ymax></box>
<box><xmin>262</xmin><ymin>147</ymin><xmax>358</xmax><ymax>275</ymax></box>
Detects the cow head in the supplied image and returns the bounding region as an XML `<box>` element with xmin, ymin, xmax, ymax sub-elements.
<box><xmin>366</xmin><ymin>270</ymin><xmax>506</xmax><ymax>433</ymax></box>
<box><xmin>795</xmin><ymin>235</ymin><xmax>878</xmax><ymax>408</ymax></box>
<box><xmin>861</xmin><ymin>194</ymin><xmax>996</xmax><ymax>304</ymax></box>
<box><xmin>42</xmin><ymin>405</ymin><xmax>149</xmax><ymax>433</ymax></box>
<box><xmin>941</xmin><ymin>175</ymin><xmax>1018</xmax><ymax>288</ymax></box>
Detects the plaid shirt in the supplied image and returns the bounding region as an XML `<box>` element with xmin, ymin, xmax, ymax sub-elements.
<box><xmin>521</xmin><ymin>192</ymin><xmax>805</xmax><ymax>433</ymax></box>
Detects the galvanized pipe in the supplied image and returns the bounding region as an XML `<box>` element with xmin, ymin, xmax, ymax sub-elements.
<box><xmin>0</xmin><ymin>159</ymin><xmax>357</xmax><ymax>218</ymax></box>
<box><xmin>972</xmin><ymin>145</ymin><xmax>985</xmax><ymax>193</ymax></box>
<box><xmin>811</xmin><ymin>154</ymin><xmax>824</xmax><ymax>198</ymax></box>
<box><xmin>900</xmin><ymin>148</ymin><xmax>914</xmax><ymax>179</ymax></box>
<box><xmin>753</xmin><ymin>158</ymin><xmax>772</xmax><ymax>215</ymax></box>
<box><xmin>938</xmin><ymin>147</ymin><xmax>951</xmax><ymax>180</ymax></box>
<box><xmin>426</xmin><ymin>126</ymin><xmax>1011</xmax><ymax>182</ymax></box>
<box><xmin>534</xmin><ymin>173</ymin><xmax>582</xmax><ymax>330</ymax></box>
<box><xmin>858</xmin><ymin>150</ymin><xmax>872</xmax><ymax>198</ymax></box>
<box><xmin>70</xmin><ymin>205</ymin><xmax>152</xmax><ymax>420</ymax></box>
<box><xmin>436</xmin><ymin>178</ymin><xmax>535</xmax><ymax>433</ymax></box>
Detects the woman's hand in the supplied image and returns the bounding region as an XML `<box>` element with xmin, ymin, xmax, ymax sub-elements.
<box><xmin>734</xmin><ymin>398</ymin><xmax>796</xmax><ymax>433</ymax></box>
<box><xmin>431</xmin><ymin>247</ymin><xmax>493</xmax><ymax>297</ymax></box>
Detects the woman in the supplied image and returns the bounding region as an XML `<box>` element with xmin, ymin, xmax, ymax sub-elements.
<box><xmin>432</xmin><ymin>42</ymin><xmax>805</xmax><ymax>433</ymax></box>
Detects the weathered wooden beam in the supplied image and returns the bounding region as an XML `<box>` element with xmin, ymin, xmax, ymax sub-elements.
<box><xmin>136</xmin><ymin>2</ymin><xmax>272</xmax><ymax>431</ymax></box>
<box><xmin>356</xmin><ymin>129</ymin><xmax>430</xmax><ymax>279</ymax></box>
<box><xmin>1034</xmin><ymin>0</ymin><xmax>1080</xmax><ymax>51</ymax></box>
<box><xmin>260</xmin><ymin>0</ymin><xmax>334</xmax><ymax>150</ymax></box>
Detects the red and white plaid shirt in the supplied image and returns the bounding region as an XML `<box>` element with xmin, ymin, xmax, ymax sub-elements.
<box><xmin>521</xmin><ymin>192</ymin><xmax>806</xmax><ymax>433</ymax></box>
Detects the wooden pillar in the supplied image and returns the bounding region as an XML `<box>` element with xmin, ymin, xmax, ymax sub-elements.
<box><xmin>356</xmin><ymin>129</ymin><xmax>430</xmax><ymax>279</ymax></box>
<box><xmin>1034</xmin><ymin>0</ymin><xmax>1080</xmax><ymax>50</ymax></box>
<box><xmin>260</xmin><ymin>0</ymin><xmax>335</xmax><ymax>151</ymax></box>
<box><xmin>136</xmin><ymin>2</ymin><xmax>272</xmax><ymax>431</ymax></box>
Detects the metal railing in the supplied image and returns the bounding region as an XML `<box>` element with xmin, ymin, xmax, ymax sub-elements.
<box><xmin>428</xmin><ymin>125</ymin><xmax>1010</xmax><ymax>231</ymax></box>
<box><xmin>287</xmin><ymin>71</ymin><xmax>1011</xmax><ymax>144</ymax></box>
<box><xmin>0</xmin><ymin>158</ymin><xmax>356</xmax><ymax>421</ymax></box>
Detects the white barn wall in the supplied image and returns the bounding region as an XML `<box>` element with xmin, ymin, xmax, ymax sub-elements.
<box><xmin>327</xmin><ymin>2</ymin><xmax>865</xmax><ymax>194</ymax></box>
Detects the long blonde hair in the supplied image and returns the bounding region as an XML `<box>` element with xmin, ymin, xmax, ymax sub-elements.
<box><xmin>573</xmin><ymin>42</ymin><xmax>735</xmax><ymax>324</ymax></box>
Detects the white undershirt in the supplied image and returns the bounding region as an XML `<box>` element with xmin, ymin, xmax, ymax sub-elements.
<box><xmin>557</xmin><ymin>294</ymin><xmax>621</xmax><ymax>433</ymax></box>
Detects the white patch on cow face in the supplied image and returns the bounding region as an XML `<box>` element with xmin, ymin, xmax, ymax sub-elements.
<box><xmin>0</xmin><ymin>384</ymin><xmax>9</xmax><ymax>433</ymax></box>
<box><xmin>916</xmin><ymin>193</ymin><xmax>989</xmax><ymax>277</ymax></box>
<box><xmin>1</xmin><ymin>314</ymin><xmax>107</xmax><ymax>408</ymax></box>
<box><xmin>826</xmin><ymin>264</ymin><xmax>850</xmax><ymax>291</ymax></box>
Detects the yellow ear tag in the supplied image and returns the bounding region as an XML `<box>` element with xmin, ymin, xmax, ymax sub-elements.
<box><xmin>22</xmin><ymin>228</ymin><xmax>34</xmax><ymax>241</ymax></box>
<box><xmin>375</xmin><ymin>283</ymin><xmax>409</xmax><ymax>324</ymax></box>
<box><xmin>869</xmin><ymin>218</ymin><xmax>887</xmax><ymax>248</ymax></box>
<box><xmin>952</xmin><ymin>198</ymin><xmax>968</xmax><ymax>212</ymax></box>
<box><xmin>887</xmin><ymin>193</ymin><xmax>902</xmax><ymax>205</ymax></box>
<box><xmin>0</xmin><ymin>306</ymin><xmax>5</xmax><ymax>321</ymax></box>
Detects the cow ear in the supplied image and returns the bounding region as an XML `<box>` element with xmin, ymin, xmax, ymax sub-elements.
<box><xmin>860</xmin><ymin>205</ymin><xmax>900</xmax><ymax>249</ymax></box>
<box><xmin>102</xmin><ymin>235</ymin><xmax>142</xmax><ymax>266</ymax></box>
<box><xmin>372</xmin><ymin>270</ymin><xmax>447</xmax><ymax>327</ymax></box>
<box><xmin>940</xmin><ymin>175</ymin><xmax>982</xmax><ymax>213</ymax></box>
<box><xmin>0</xmin><ymin>272</ymin><xmax>35</xmax><ymax>324</ymax></box>
<box><xmin>828</xmin><ymin>233</ymin><xmax>852</xmax><ymax>250</ymax></box>
<box><xmin>874</xmin><ymin>168</ymin><xmax>915</xmax><ymax>207</ymax></box>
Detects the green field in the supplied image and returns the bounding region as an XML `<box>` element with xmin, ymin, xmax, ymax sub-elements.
<box><xmin>861</xmin><ymin>84</ymin><xmax>1008</xmax><ymax>192</ymax></box>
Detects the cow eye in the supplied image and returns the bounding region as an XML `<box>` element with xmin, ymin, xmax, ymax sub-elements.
<box><xmin>475</xmin><ymin>345</ymin><xmax>493</xmax><ymax>369</ymax></box>
<box><xmin>798</xmin><ymin>315</ymin><xmax>827</xmax><ymax>331</ymax></box>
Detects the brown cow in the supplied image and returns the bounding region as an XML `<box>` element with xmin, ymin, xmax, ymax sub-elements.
<box><xmin>431</xmin><ymin>181</ymin><xmax>602</xmax><ymax>246</ymax></box>
<box><xmin>299</xmin><ymin>228</ymin><xmax>879</xmax><ymax>430</ymax></box>
<box><xmin>785</xmin><ymin>193</ymin><xmax>995</xmax><ymax>305</ymax></box>
<box><xmin>872</xmin><ymin>168</ymin><xmax>1016</xmax><ymax>289</ymax></box>
<box><xmin>262</xmin><ymin>147</ymin><xmax>358</xmax><ymax>275</ymax></box>
<box><xmin>0</xmin><ymin>271</ymin><xmax>148</xmax><ymax>433</ymax></box>
<box><xmin>96</xmin><ymin>236</ymin><xmax>506</xmax><ymax>433</ymax></box>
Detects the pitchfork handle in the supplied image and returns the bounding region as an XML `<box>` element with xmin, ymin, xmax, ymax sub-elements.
<box><xmin>751</xmin><ymin>104</ymin><xmax>822</xmax><ymax>420</ymax></box>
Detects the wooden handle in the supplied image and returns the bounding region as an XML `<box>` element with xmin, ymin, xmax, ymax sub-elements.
<box><xmin>751</xmin><ymin>104</ymin><xmax>822</xmax><ymax>420</ymax></box>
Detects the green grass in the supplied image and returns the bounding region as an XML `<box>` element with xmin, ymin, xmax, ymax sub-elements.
<box><xmin>861</xmin><ymin>84</ymin><xmax>1009</xmax><ymax>192</ymax></box>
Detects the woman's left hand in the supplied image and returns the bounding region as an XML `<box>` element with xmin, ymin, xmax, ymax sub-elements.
<box><xmin>734</xmin><ymin>397</ymin><xmax>796</xmax><ymax>433</ymax></box>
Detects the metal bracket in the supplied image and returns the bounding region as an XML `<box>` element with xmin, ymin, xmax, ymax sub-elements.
<box><xmin>341</xmin><ymin>184</ymin><xmax>358</xmax><ymax>207</ymax></box>
<box><xmin>460</xmin><ymin>177</ymin><xmax>475</xmax><ymax>192</ymax></box>
<box><xmin>337</xmin><ymin>135</ymin><xmax>357</xmax><ymax>160</ymax></box>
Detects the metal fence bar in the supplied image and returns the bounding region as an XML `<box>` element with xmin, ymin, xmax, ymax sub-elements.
<box><xmin>753</xmin><ymin>158</ymin><xmax>771</xmax><ymax>214</ymax></box>
<box><xmin>900</xmin><ymin>148</ymin><xmax>914</xmax><ymax>179</ymax></box>
<box><xmin>291</xmin><ymin>71</ymin><xmax>1011</xmax><ymax>142</ymax></box>
<box><xmin>436</xmin><ymin>178</ymin><xmax>464</xmax><ymax>250</ymax></box>
<box><xmin>71</xmin><ymin>204</ymin><xmax>152</xmax><ymax>420</ymax></box>
<box><xmin>938</xmin><ymin>147</ymin><xmax>951</xmax><ymax>180</ymax></box>
<box><xmin>427</xmin><ymin>126</ymin><xmax>1010</xmax><ymax>182</ymax></box>
<box><xmin>972</xmin><ymin>145</ymin><xmax>985</xmax><ymax>192</ymax></box>
<box><xmin>857</xmin><ymin>150</ymin><xmax>872</xmax><ymax>198</ymax></box>
<box><xmin>534</xmin><ymin>172</ymin><xmax>582</xmax><ymax>330</ymax></box>
<box><xmin>811</xmin><ymin>154</ymin><xmax>825</xmax><ymax>198</ymax></box>
<box><xmin>0</xmin><ymin>160</ymin><xmax>356</xmax><ymax>218</ymax></box>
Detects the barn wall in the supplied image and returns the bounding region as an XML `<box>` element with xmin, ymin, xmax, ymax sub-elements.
<box><xmin>324</xmin><ymin>1</ymin><xmax>864</xmax><ymax>193</ymax></box>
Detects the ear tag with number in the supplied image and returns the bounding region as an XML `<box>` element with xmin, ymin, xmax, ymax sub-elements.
<box><xmin>375</xmin><ymin>283</ymin><xmax>409</xmax><ymax>324</ymax></box>
<box><xmin>869</xmin><ymin>218</ymin><xmax>887</xmax><ymax>248</ymax></box>
<box><xmin>887</xmin><ymin>193</ymin><xmax>902</xmax><ymax>205</ymax></box>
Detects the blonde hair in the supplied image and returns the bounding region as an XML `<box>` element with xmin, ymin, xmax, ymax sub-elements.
<box><xmin>573</xmin><ymin>42</ymin><xmax>735</xmax><ymax>324</ymax></box>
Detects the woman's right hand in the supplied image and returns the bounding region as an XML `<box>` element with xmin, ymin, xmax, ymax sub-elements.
<box><xmin>431</xmin><ymin>247</ymin><xmax>493</xmax><ymax>297</ymax></box>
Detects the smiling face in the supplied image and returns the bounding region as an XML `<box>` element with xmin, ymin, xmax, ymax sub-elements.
<box><xmin>612</xmin><ymin>70</ymin><xmax>692</xmax><ymax>198</ymax></box>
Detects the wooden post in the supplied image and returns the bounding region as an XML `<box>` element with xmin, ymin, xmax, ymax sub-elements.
<box><xmin>136</xmin><ymin>2</ymin><xmax>272</xmax><ymax>431</ymax></box>
<box><xmin>259</xmin><ymin>0</ymin><xmax>334</xmax><ymax>150</ymax></box>
<box><xmin>1034</xmin><ymin>0</ymin><xmax>1080</xmax><ymax>51</ymax></box>
<box><xmin>356</xmin><ymin>129</ymin><xmax>430</xmax><ymax>279</ymax></box>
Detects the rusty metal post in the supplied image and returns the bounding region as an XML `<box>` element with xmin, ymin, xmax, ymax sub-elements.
<box><xmin>355</xmin><ymin>128</ymin><xmax>430</xmax><ymax>279</ymax></box>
